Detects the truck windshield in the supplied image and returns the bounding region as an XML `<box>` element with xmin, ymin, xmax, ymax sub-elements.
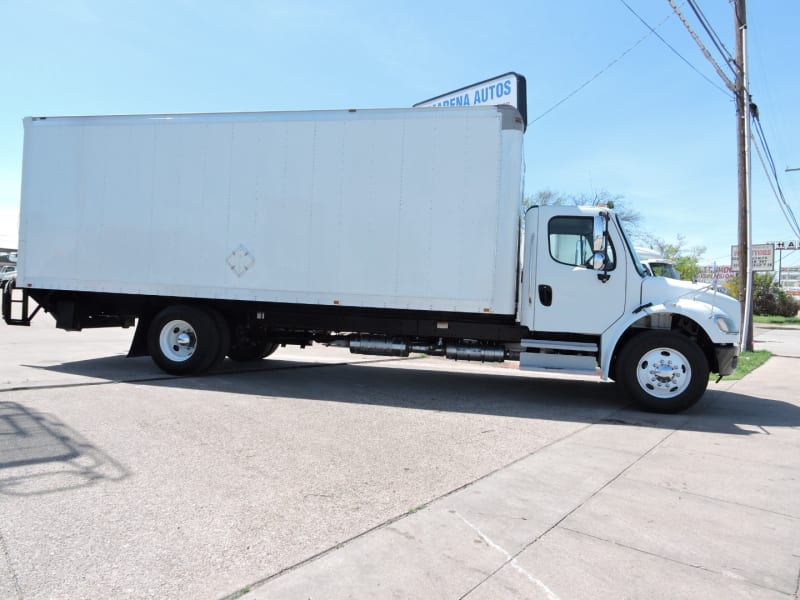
<box><xmin>616</xmin><ymin>216</ymin><xmax>647</xmax><ymax>277</ymax></box>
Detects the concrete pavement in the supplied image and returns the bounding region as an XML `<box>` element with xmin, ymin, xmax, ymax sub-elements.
<box><xmin>1</xmin><ymin>318</ymin><xmax>798</xmax><ymax>599</ymax></box>
<box><xmin>0</xmin><ymin>319</ymin><xmax>625</xmax><ymax>599</ymax></box>
<box><xmin>239</xmin><ymin>327</ymin><xmax>800</xmax><ymax>599</ymax></box>
<box><xmin>754</xmin><ymin>321</ymin><xmax>800</xmax><ymax>358</ymax></box>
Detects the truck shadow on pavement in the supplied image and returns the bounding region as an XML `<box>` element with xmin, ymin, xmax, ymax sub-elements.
<box><xmin>0</xmin><ymin>401</ymin><xmax>129</xmax><ymax>497</ymax></box>
<box><xmin>21</xmin><ymin>352</ymin><xmax>800</xmax><ymax>439</ymax></box>
<box><xmin>29</xmin><ymin>354</ymin><xmax>800</xmax><ymax>437</ymax></box>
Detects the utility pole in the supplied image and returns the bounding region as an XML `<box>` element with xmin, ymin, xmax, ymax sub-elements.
<box><xmin>734</xmin><ymin>0</ymin><xmax>753</xmax><ymax>351</ymax></box>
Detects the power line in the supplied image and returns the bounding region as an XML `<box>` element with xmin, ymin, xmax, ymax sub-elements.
<box><xmin>752</xmin><ymin>136</ymin><xmax>800</xmax><ymax>240</ymax></box>
<box><xmin>685</xmin><ymin>0</ymin><xmax>736</xmax><ymax>74</ymax></box>
<box><xmin>752</xmin><ymin>112</ymin><xmax>796</xmax><ymax>229</ymax></box>
<box><xmin>619</xmin><ymin>0</ymin><xmax>731</xmax><ymax>96</ymax></box>
<box><xmin>666</xmin><ymin>0</ymin><xmax>736</xmax><ymax>92</ymax></box>
<box><xmin>750</xmin><ymin>110</ymin><xmax>800</xmax><ymax>239</ymax></box>
<box><xmin>529</xmin><ymin>29</ymin><xmax>656</xmax><ymax>124</ymax></box>
<box><xmin>529</xmin><ymin>3</ymin><xmax>707</xmax><ymax>124</ymax></box>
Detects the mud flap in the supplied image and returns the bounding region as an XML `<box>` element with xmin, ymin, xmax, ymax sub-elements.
<box><xmin>715</xmin><ymin>345</ymin><xmax>739</xmax><ymax>376</ymax></box>
<box><xmin>128</xmin><ymin>315</ymin><xmax>153</xmax><ymax>357</ymax></box>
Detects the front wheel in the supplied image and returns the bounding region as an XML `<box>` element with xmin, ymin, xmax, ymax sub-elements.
<box><xmin>616</xmin><ymin>331</ymin><xmax>709</xmax><ymax>413</ymax></box>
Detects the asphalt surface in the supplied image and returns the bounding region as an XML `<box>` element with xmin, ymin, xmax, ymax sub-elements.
<box><xmin>0</xmin><ymin>315</ymin><xmax>798</xmax><ymax>599</ymax></box>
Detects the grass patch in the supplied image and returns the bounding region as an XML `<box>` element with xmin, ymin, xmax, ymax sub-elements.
<box><xmin>753</xmin><ymin>315</ymin><xmax>800</xmax><ymax>325</ymax></box>
<box><xmin>714</xmin><ymin>350</ymin><xmax>772</xmax><ymax>381</ymax></box>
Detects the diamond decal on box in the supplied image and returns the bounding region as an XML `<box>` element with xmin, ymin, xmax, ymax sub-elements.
<box><xmin>227</xmin><ymin>245</ymin><xmax>255</xmax><ymax>277</ymax></box>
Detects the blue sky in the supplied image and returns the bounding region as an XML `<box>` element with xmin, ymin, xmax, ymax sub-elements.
<box><xmin>1</xmin><ymin>0</ymin><xmax>798</xmax><ymax>268</ymax></box>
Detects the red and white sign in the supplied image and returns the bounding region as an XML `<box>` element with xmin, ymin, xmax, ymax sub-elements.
<box><xmin>697</xmin><ymin>265</ymin><xmax>735</xmax><ymax>283</ymax></box>
<box><xmin>731</xmin><ymin>244</ymin><xmax>774</xmax><ymax>272</ymax></box>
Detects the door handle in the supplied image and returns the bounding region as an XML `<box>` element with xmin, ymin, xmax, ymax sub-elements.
<box><xmin>538</xmin><ymin>285</ymin><xmax>553</xmax><ymax>307</ymax></box>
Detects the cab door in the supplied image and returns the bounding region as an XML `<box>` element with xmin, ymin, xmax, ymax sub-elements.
<box><xmin>531</xmin><ymin>212</ymin><xmax>627</xmax><ymax>334</ymax></box>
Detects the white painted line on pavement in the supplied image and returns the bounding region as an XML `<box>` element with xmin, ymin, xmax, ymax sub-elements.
<box><xmin>453</xmin><ymin>510</ymin><xmax>561</xmax><ymax>600</ymax></box>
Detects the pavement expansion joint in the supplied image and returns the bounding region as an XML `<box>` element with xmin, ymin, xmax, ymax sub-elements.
<box><xmin>559</xmin><ymin>525</ymin><xmax>791</xmax><ymax>596</ymax></box>
<box><xmin>622</xmin><ymin>475</ymin><xmax>800</xmax><ymax>521</ymax></box>
<box><xmin>453</xmin><ymin>509</ymin><xmax>561</xmax><ymax>600</ymax></box>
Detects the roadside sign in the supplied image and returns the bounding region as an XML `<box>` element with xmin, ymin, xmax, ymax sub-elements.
<box><xmin>731</xmin><ymin>244</ymin><xmax>774</xmax><ymax>272</ymax></box>
<box><xmin>773</xmin><ymin>240</ymin><xmax>799</xmax><ymax>250</ymax></box>
<box><xmin>414</xmin><ymin>72</ymin><xmax>528</xmax><ymax>130</ymax></box>
<box><xmin>697</xmin><ymin>265</ymin><xmax>735</xmax><ymax>283</ymax></box>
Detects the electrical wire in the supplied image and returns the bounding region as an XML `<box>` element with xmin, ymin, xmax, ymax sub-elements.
<box><xmin>752</xmin><ymin>135</ymin><xmax>800</xmax><ymax>239</ymax></box>
<box><xmin>619</xmin><ymin>0</ymin><xmax>731</xmax><ymax>96</ymax></box>
<box><xmin>685</xmin><ymin>0</ymin><xmax>736</xmax><ymax>75</ymax></box>
<box><xmin>751</xmin><ymin>115</ymin><xmax>800</xmax><ymax>239</ymax></box>
<box><xmin>751</xmin><ymin>113</ymin><xmax>800</xmax><ymax>236</ymax></box>
<box><xmin>529</xmin><ymin>3</ymin><xmax>700</xmax><ymax>125</ymax></box>
<box><xmin>667</xmin><ymin>2</ymin><xmax>799</xmax><ymax>260</ymax></box>
<box><xmin>665</xmin><ymin>0</ymin><xmax>736</xmax><ymax>93</ymax></box>
<box><xmin>528</xmin><ymin>31</ymin><xmax>654</xmax><ymax>125</ymax></box>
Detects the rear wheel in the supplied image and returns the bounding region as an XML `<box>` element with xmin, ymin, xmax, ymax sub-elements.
<box><xmin>209</xmin><ymin>309</ymin><xmax>231</xmax><ymax>368</ymax></box>
<box><xmin>227</xmin><ymin>327</ymin><xmax>279</xmax><ymax>362</ymax></box>
<box><xmin>617</xmin><ymin>330</ymin><xmax>709</xmax><ymax>413</ymax></box>
<box><xmin>227</xmin><ymin>339</ymin><xmax>279</xmax><ymax>362</ymax></box>
<box><xmin>147</xmin><ymin>305</ymin><xmax>220</xmax><ymax>375</ymax></box>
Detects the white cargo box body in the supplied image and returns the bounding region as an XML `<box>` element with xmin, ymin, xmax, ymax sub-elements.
<box><xmin>18</xmin><ymin>106</ymin><xmax>524</xmax><ymax>314</ymax></box>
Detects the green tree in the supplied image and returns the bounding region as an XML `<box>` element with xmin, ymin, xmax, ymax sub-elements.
<box><xmin>726</xmin><ymin>273</ymin><xmax>799</xmax><ymax>316</ymax></box>
<box><xmin>752</xmin><ymin>273</ymin><xmax>800</xmax><ymax>316</ymax></box>
<box><xmin>725</xmin><ymin>275</ymin><xmax>739</xmax><ymax>299</ymax></box>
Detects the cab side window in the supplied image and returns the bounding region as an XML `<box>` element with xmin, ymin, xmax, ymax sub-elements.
<box><xmin>548</xmin><ymin>216</ymin><xmax>616</xmax><ymax>270</ymax></box>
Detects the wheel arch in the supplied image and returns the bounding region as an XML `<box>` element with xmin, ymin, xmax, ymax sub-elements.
<box><xmin>605</xmin><ymin>311</ymin><xmax>718</xmax><ymax>382</ymax></box>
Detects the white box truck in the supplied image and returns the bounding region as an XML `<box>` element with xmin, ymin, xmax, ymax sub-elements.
<box><xmin>3</xmin><ymin>105</ymin><xmax>741</xmax><ymax>412</ymax></box>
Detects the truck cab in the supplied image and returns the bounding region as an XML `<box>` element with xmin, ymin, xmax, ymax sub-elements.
<box><xmin>518</xmin><ymin>204</ymin><xmax>740</xmax><ymax>412</ymax></box>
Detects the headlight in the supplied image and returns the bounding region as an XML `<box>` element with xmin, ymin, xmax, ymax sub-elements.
<box><xmin>715</xmin><ymin>315</ymin><xmax>739</xmax><ymax>334</ymax></box>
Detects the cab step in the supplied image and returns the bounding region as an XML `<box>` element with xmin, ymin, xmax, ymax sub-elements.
<box><xmin>519</xmin><ymin>339</ymin><xmax>599</xmax><ymax>376</ymax></box>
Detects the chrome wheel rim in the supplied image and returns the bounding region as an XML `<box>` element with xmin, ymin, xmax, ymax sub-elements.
<box><xmin>635</xmin><ymin>347</ymin><xmax>691</xmax><ymax>398</ymax></box>
<box><xmin>159</xmin><ymin>319</ymin><xmax>197</xmax><ymax>363</ymax></box>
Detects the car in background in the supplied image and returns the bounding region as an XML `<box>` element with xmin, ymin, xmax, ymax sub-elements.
<box><xmin>0</xmin><ymin>265</ymin><xmax>16</xmax><ymax>290</ymax></box>
<box><xmin>635</xmin><ymin>247</ymin><xmax>681</xmax><ymax>279</ymax></box>
<box><xmin>642</xmin><ymin>259</ymin><xmax>681</xmax><ymax>279</ymax></box>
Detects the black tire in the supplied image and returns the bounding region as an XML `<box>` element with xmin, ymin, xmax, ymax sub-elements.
<box><xmin>208</xmin><ymin>309</ymin><xmax>231</xmax><ymax>369</ymax></box>
<box><xmin>227</xmin><ymin>337</ymin><xmax>278</xmax><ymax>362</ymax></box>
<box><xmin>259</xmin><ymin>343</ymin><xmax>279</xmax><ymax>359</ymax></box>
<box><xmin>616</xmin><ymin>330</ymin><xmax>709</xmax><ymax>413</ymax></box>
<box><xmin>147</xmin><ymin>305</ymin><xmax>220</xmax><ymax>375</ymax></box>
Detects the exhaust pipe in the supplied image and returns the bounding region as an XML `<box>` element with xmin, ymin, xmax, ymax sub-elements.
<box><xmin>349</xmin><ymin>335</ymin><xmax>411</xmax><ymax>357</ymax></box>
<box><xmin>347</xmin><ymin>335</ymin><xmax>506</xmax><ymax>363</ymax></box>
<box><xmin>445</xmin><ymin>343</ymin><xmax>505</xmax><ymax>362</ymax></box>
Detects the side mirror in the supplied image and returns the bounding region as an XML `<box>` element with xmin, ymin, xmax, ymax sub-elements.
<box><xmin>593</xmin><ymin>213</ymin><xmax>611</xmax><ymax>283</ymax></box>
<box><xmin>592</xmin><ymin>215</ymin><xmax>606</xmax><ymax>252</ymax></box>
